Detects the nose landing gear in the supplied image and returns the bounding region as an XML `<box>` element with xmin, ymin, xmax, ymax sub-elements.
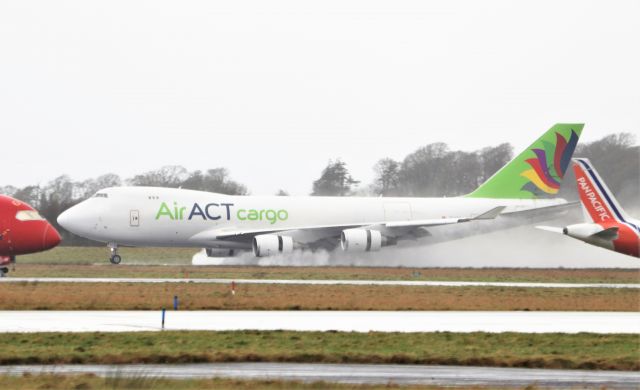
<box><xmin>0</xmin><ymin>256</ymin><xmax>13</xmax><ymax>277</ymax></box>
<box><xmin>108</xmin><ymin>243</ymin><xmax>122</xmax><ymax>265</ymax></box>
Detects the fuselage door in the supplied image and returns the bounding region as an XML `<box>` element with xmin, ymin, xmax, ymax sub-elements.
<box><xmin>130</xmin><ymin>210</ymin><xmax>140</xmax><ymax>227</ymax></box>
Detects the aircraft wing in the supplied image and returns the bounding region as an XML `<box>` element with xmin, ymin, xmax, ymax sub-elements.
<box><xmin>189</xmin><ymin>206</ymin><xmax>505</xmax><ymax>247</ymax></box>
<box><xmin>499</xmin><ymin>201</ymin><xmax>578</xmax><ymax>218</ymax></box>
<box><xmin>535</xmin><ymin>225</ymin><xmax>564</xmax><ymax>234</ymax></box>
<box><xmin>384</xmin><ymin>206</ymin><xmax>505</xmax><ymax>228</ymax></box>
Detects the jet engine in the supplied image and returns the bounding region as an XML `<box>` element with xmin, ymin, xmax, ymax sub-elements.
<box><xmin>341</xmin><ymin>228</ymin><xmax>382</xmax><ymax>252</ymax></box>
<box><xmin>205</xmin><ymin>248</ymin><xmax>236</xmax><ymax>257</ymax></box>
<box><xmin>252</xmin><ymin>234</ymin><xmax>294</xmax><ymax>257</ymax></box>
<box><xmin>562</xmin><ymin>223</ymin><xmax>618</xmax><ymax>250</ymax></box>
<box><xmin>562</xmin><ymin>223</ymin><xmax>605</xmax><ymax>240</ymax></box>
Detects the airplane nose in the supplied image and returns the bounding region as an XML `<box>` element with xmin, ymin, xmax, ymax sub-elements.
<box><xmin>43</xmin><ymin>224</ymin><xmax>61</xmax><ymax>250</ymax></box>
<box><xmin>57</xmin><ymin>202</ymin><xmax>99</xmax><ymax>237</ymax></box>
<box><xmin>57</xmin><ymin>209</ymin><xmax>72</xmax><ymax>230</ymax></box>
<box><xmin>57</xmin><ymin>206</ymin><xmax>84</xmax><ymax>233</ymax></box>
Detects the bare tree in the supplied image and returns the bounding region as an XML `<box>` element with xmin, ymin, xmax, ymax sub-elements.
<box><xmin>0</xmin><ymin>185</ymin><xmax>18</xmax><ymax>197</ymax></box>
<box><xmin>478</xmin><ymin>143</ymin><xmax>513</xmax><ymax>184</ymax></box>
<box><xmin>127</xmin><ymin>165</ymin><xmax>189</xmax><ymax>187</ymax></box>
<box><xmin>397</xmin><ymin>142</ymin><xmax>449</xmax><ymax>197</ymax></box>
<box><xmin>11</xmin><ymin>186</ymin><xmax>42</xmax><ymax>209</ymax></box>
<box><xmin>311</xmin><ymin>159</ymin><xmax>359</xmax><ymax>196</ymax></box>
<box><xmin>182</xmin><ymin>168</ymin><xmax>248</xmax><ymax>195</ymax></box>
<box><xmin>372</xmin><ymin>158</ymin><xmax>400</xmax><ymax>196</ymax></box>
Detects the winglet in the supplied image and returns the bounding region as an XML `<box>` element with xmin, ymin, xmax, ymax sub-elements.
<box><xmin>591</xmin><ymin>226</ymin><xmax>619</xmax><ymax>240</ymax></box>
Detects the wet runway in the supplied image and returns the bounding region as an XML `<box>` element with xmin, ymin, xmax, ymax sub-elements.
<box><xmin>0</xmin><ymin>363</ymin><xmax>638</xmax><ymax>388</ymax></box>
<box><xmin>1</xmin><ymin>311</ymin><xmax>637</xmax><ymax>333</ymax></box>
<box><xmin>2</xmin><ymin>277</ymin><xmax>638</xmax><ymax>289</ymax></box>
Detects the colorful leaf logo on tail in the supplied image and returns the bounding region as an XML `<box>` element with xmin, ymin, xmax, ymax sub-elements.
<box><xmin>520</xmin><ymin>130</ymin><xmax>579</xmax><ymax>197</ymax></box>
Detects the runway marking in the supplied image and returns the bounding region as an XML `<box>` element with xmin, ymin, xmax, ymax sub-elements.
<box><xmin>0</xmin><ymin>363</ymin><xmax>638</xmax><ymax>387</ymax></box>
<box><xmin>0</xmin><ymin>311</ymin><xmax>638</xmax><ymax>333</ymax></box>
<box><xmin>2</xmin><ymin>277</ymin><xmax>639</xmax><ymax>289</ymax></box>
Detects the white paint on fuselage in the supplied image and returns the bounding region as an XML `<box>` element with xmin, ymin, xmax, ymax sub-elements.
<box><xmin>58</xmin><ymin>187</ymin><xmax>565</xmax><ymax>248</ymax></box>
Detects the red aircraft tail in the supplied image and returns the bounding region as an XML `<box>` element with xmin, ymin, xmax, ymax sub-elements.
<box><xmin>572</xmin><ymin>158</ymin><xmax>631</xmax><ymax>224</ymax></box>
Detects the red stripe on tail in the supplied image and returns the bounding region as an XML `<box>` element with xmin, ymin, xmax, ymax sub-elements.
<box><xmin>554</xmin><ymin>133</ymin><xmax>568</xmax><ymax>179</ymax></box>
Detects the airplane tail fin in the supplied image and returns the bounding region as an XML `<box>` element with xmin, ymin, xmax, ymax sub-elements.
<box><xmin>572</xmin><ymin>158</ymin><xmax>631</xmax><ymax>223</ymax></box>
<box><xmin>466</xmin><ymin>123</ymin><xmax>584</xmax><ymax>199</ymax></box>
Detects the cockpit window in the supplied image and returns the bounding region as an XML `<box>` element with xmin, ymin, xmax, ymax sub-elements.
<box><xmin>15</xmin><ymin>210</ymin><xmax>45</xmax><ymax>221</ymax></box>
<box><xmin>93</xmin><ymin>193</ymin><xmax>108</xmax><ymax>198</ymax></box>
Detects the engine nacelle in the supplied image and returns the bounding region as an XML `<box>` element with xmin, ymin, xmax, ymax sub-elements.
<box><xmin>563</xmin><ymin>223</ymin><xmax>617</xmax><ymax>250</ymax></box>
<box><xmin>205</xmin><ymin>248</ymin><xmax>236</xmax><ymax>257</ymax></box>
<box><xmin>252</xmin><ymin>234</ymin><xmax>294</xmax><ymax>257</ymax></box>
<box><xmin>341</xmin><ymin>229</ymin><xmax>382</xmax><ymax>252</ymax></box>
<box><xmin>563</xmin><ymin>223</ymin><xmax>606</xmax><ymax>240</ymax></box>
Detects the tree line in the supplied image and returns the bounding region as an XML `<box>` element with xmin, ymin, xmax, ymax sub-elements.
<box><xmin>1</xmin><ymin>132</ymin><xmax>637</xmax><ymax>245</ymax></box>
<box><xmin>314</xmin><ymin>133</ymin><xmax>638</xmax><ymax>203</ymax></box>
<box><xmin>312</xmin><ymin>142</ymin><xmax>514</xmax><ymax>197</ymax></box>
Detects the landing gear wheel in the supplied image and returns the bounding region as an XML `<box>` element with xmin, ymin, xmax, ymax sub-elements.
<box><xmin>108</xmin><ymin>243</ymin><xmax>121</xmax><ymax>265</ymax></box>
<box><xmin>110</xmin><ymin>255</ymin><xmax>122</xmax><ymax>265</ymax></box>
<box><xmin>0</xmin><ymin>267</ymin><xmax>8</xmax><ymax>277</ymax></box>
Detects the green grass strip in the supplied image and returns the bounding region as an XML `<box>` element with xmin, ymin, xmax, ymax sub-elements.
<box><xmin>0</xmin><ymin>374</ymin><xmax>460</xmax><ymax>390</ymax></box>
<box><xmin>1</xmin><ymin>331</ymin><xmax>637</xmax><ymax>371</ymax></box>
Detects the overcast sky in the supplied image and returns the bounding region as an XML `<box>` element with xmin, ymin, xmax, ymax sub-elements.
<box><xmin>1</xmin><ymin>1</ymin><xmax>638</xmax><ymax>195</ymax></box>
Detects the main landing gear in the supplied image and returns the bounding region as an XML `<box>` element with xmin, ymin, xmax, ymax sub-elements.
<box><xmin>108</xmin><ymin>243</ymin><xmax>122</xmax><ymax>265</ymax></box>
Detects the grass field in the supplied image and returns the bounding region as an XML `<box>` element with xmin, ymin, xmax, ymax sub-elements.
<box><xmin>19</xmin><ymin>247</ymin><xmax>195</xmax><ymax>265</ymax></box>
<box><xmin>1</xmin><ymin>282</ymin><xmax>638</xmax><ymax>311</ymax></box>
<box><xmin>0</xmin><ymin>374</ymin><xmax>494</xmax><ymax>390</ymax></box>
<box><xmin>11</xmin><ymin>247</ymin><xmax>640</xmax><ymax>284</ymax></box>
<box><xmin>0</xmin><ymin>331</ymin><xmax>637</xmax><ymax>371</ymax></box>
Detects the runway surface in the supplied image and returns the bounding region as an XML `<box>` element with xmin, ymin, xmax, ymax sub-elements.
<box><xmin>0</xmin><ymin>363</ymin><xmax>638</xmax><ymax>388</ymax></box>
<box><xmin>2</xmin><ymin>277</ymin><xmax>638</xmax><ymax>289</ymax></box>
<box><xmin>1</xmin><ymin>311</ymin><xmax>637</xmax><ymax>333</ymax></box>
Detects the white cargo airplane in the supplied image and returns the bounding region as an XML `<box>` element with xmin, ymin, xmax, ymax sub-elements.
<box><xmin>58</xmin><ymin>124</ymin><xmax>583</xmax><ymax>264</ymax></box>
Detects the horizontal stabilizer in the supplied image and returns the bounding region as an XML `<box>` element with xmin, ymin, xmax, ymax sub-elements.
<box><xmin>591</xmin><ymin>226</ymin><xmax>619</xmax><ymax>240</ymax></box>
